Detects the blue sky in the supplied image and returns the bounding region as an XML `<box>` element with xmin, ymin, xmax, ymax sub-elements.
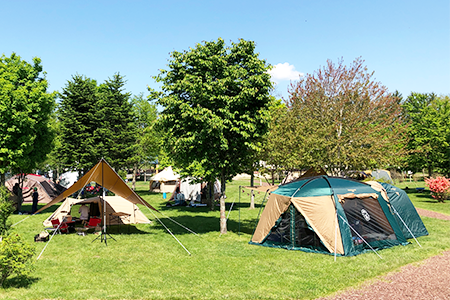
<box><xmin>2</xmin><ymin>1</ymin><xmax>449</xmax><ymax>100</ymax></box>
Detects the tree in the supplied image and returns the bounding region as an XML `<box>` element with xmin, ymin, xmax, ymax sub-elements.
<box><xmin>0</xmin><ymin>53</ymin><xmax>55</xmax><ymax>184</ymax></box>
<box><xmin>56</xmin><ymin>75</ymin><xmax>99</xmax><ymax>175</ymax></box>
<box><xmin>275</xmin><ymin>57</ymin><xmax>406</xmax><ymax>175</ymax></box>
<box><xmin>403</xmin><ymin>93</ymin><xmax>450</xmax><ymax>176</ymax></box>
<box><xmin>154</xmin><ymin>38</ymin><xmax>273</xmax><ymax>233</ymax></box>
<box><xmin>96</xmin><ymin>73</ymin><xmax>137</xmax><ymax>171</ymax></box>
<box><xmin>129</xmin><ymin>93</ymin><xmax>160</xmax><ymax>190</ymax></box>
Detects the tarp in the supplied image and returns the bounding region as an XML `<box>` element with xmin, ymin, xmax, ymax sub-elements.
<box><xmin>5</xmin><ymin>174</ymin><xmax>66</xmax><ymax>204</ymax></box>
<box><xmin>43</xmin><ymin>196</ymin><xmax>151</xmax><ymax>227</ymax></box>
<box><xmin>35</xmin><ymin>159</ymin><xmax>157</xmax><ymax>214</ymax></box>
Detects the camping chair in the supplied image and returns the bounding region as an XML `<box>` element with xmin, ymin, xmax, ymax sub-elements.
<box><xmin>84</xmin><ymin>217</ymin><xmax>102</xmax><ymax>231</ymax></box>
<box><xmin>47</xmin><ymin>219</ymin><xmax>69</xmax><ymax>234</ymax></box>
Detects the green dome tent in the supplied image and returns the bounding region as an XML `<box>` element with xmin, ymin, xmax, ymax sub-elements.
<box><xmin>249</xmin><ymin>176</ymin><xmax>425</xmax><ymax>257</ymax></box>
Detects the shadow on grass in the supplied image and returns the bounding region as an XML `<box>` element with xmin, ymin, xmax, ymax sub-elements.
<box><xmin>2</xmin><ymin>275</ymin><xmax>39</xmax><ymax>289</ymax></box>
<box><xmin>149</xmin><ymin>214</ymin><xmax>260</xmax><ymax>236</ymax></box>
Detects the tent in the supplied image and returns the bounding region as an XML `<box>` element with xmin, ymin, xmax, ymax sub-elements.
<box><xmin>366</xmin><ymin>169</ymin><xmax>394</xmax><ymax>184</ymax></box>
<box><xmin>149</xmin><ymin>166</ymin><xmax>179</xmax><ymax>193</ymax></box>
<box><xmin>367</xmin><ymin>181</ymin><xmax>428</xmax><ymax>239</ymax></box>
<box><xmin>249</xmin><ymin>175</ymin><xmax>425</xmax><ymax>256</ymax></box>
<box><xmin>36</xmin><ymin>159</ymin><xmax>157</xmax><ymax>215</ymax></box>
<box><xmin>5</xmin><ymin>174</ymin><xmax>66</xmax><ymax>204</ymax></box>
<box><xmin>43</xmin><ymin>196</ymin><xmax>151</xmax><ymax>227</ymax></box>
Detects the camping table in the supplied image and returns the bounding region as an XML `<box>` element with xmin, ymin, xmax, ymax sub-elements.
<box><xmin>109</xmin><ymin>212</ymin><xmax>131</xmax><ymax>233</ymax></box>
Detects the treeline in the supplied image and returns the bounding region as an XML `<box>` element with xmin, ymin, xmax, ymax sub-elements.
<box><xmin>1</xmin><ymin>47</ymin><xmax>449</xmax><ymax>188</ymax></box>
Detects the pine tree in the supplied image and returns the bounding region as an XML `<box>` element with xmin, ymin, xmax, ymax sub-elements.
<box><xmin>57</xmin><ymin>75</ymin><xmax>99</xmax><ymax>174</ymax></box>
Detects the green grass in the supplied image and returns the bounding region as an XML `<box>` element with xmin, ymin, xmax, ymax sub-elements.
<box><xmin>3</xmin><ymin>179</ymin><xmax>450</xmax><ymax>300</ymax></box>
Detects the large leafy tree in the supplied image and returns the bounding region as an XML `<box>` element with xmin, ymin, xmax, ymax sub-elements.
<box><xmin>0</xmin><ymin>53</ymin><xmax>55</xmax><ymax>184</ymax></box>
<box><xmin>96</xmin><ymin>74</ymin><xmax>137</xmax><ymax>171</ymax></box>
<box><xmin>129</xmin><ymin>93</ymin><xmax>160</xmax><ymax>189</ymax></box>
<box><xmin>56</xmin><ymin>75</ymin><xmax>99</xmax><ymax>175</ymax></box>
<box><xmin>403</xmin><ymin>93</ymin><xmax>450</xmax><ymax>176</ymax></box>
<box><xmin>274</xmin><ymin>57</ymin><xmax>406</xmax><ymax>175</ymax></box>
<box><xmin>154</xmin><ymin>38</ymin><xmax>273</xmax><ymax>233</ymax></box>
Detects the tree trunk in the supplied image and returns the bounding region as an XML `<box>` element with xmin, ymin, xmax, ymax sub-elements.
<box><xmin>207</xmin><ymin>180</ymin><xmax>214</xmax><ymax>211</ymax></box>
<box><xmin>271</xmin><ymin>169</ymin><xmax>274</xmax><ymax>185</ymax></box>
<box><xmin>0</xmin><ymin>173</ymin><xmax>4</xmax><ymax>186</ymax></box>
<box><xmin>132</xmin><ymin>163</ymin><xmax>137</xmax><ymax>191</ymax></box>
<box><xmin>219</xmin><ymin>172</ymin><xmax>227</xmax><ymax>234</ymax></box>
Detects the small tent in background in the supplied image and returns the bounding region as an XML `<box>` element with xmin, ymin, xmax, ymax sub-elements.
<box><xmin>58</xmin><ymin>171</ymin><xmax>78</xmax><ymax>188</ymax></box>
<box><xmin>366</xmin><ymin>169</ymin><xmax>394</xmax><ymax>184</ymax></box>
<box><xmin>5</xmin><ymin>174</ymin><xmax>66</xmax><ymax>204</ymax></box>
<box><xmin>43</xmin><ymin>196</ymin><xmax>150</xmax><ymax>227</ymax></box>
<box><xmin>250</xmin><ymin>176</ymin><xmax>424</xmax><ymax>256</ymax></box>
<box><xmin>149</xmin><ymin>166</ymin><xmax>179</xmax><ymax>193</ymax></box>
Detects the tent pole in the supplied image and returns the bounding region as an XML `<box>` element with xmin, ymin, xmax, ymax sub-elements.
<box><xmin>238</xmin><ymin>186</ymin><xmax>241</xmax><ymax>236</ymax></box>
<box><xmin>334</xmin><ymin>209</ymin><xmax>337</xmax><ymax>262</ymax></box>
<box><xmin>391</xmin><ymin>205</ymin><xmax>422</xmax><ymax>247</ymax></box>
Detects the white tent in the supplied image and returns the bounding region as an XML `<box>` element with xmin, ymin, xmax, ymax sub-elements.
<box><xmin>149</xmin><ymin>166</ymin><xmax>180</xmax><ymax>193</ymax></box>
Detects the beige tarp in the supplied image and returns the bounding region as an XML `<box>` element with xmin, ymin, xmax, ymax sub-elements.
<box><xmin>291</xmin><ymin>196</ymin><xmax>344</xmax><ymax>254</ymax></box>
<box><xmin>35</xmin><ymin>159</ymin><xmax>157</xmax><ymax>214</ymax></box>
<box><xmin>251</xmin><ymin>193</ymin><xmax>344</xmax><ymax>255</ymax></box>
<box><xmin>251</xmin><ymin>193</ymin><xmax>291</xmax><ymax>243</ymax></box>
<box><xmin>242</xmin><ymin>185</ymin><xmax>278</xmax><ymax>193</ymax></box>
<box><xmin>43</xmin><ymin>196</ymin><xmax>151</xmax><ymax>227</ymax></box>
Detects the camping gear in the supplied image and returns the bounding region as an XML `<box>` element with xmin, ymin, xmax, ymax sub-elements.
<box><xmin>250</xmin><ymin>176</ymin><xmax>425</xmax><ymax>257</ymax></box>
<box><xmin>5</xmin><ymin>174</ymin><xmax>66</xmax><ymax>204</ymax></box>
<box><xmin>42</xmin><ymin>196</ymin><xmax>151</xmax><ymax>228</ymax></box>
<box><xmin>34</xmin><ymin>231</ymin><xmax>49</xmax><ymax>242</ymax></box>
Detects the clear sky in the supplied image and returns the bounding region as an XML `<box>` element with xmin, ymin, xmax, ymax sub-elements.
<box><xmin>2</xmin><ymin>1</ymin><xmax>449</xmax><ymax>101</ymax></box>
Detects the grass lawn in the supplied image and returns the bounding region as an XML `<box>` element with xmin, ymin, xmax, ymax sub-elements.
<box><xmin>3</xmin><ymin>178</ymin><xmax>450</xmax><ymax>300</ymax></box>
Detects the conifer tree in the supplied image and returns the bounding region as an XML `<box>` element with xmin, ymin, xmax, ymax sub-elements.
<box><xmin>56</xmin><ymin>75</ymin><xmax>99</xmax><ymax>174</ymax></box>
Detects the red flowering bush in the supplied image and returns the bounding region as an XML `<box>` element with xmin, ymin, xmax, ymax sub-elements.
<box><xmin>425</xmin><ymin>176</ymin><xmax>450</xmax><ymax>202</ymax></box>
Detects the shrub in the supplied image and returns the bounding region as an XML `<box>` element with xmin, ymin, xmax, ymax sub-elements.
<box><xmin>0</xmin><ymin>186</ymin><xmax>35</xmax><ymax>287</ymax></box>
<box><xmin>425</xmin><ymin>176</ymin><xmax>450</xmax><ymax>202</ymax></box>
<box><xmin>0</xmin><ymin>186</ymin><xmax>14</xmax><ymax>235</ymax></box>
<box><xmin>0</xmin><ymin>233</ymin><xmax>35</xmax><ymax>287</ymax></box>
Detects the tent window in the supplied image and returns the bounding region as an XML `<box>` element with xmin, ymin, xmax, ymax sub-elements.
<box><xmin>264</xmin><ymin>205</ymin><xmax>322</xmax><ymax>249</ymax></box>
<box><xmin>341</xmin><ymin>197</ymin><xmax>396</xmax><ymax>245</ymax></box>
<box><xmin>265</xmin><ymin>208</ymin><xmax>291</xmax><ymax>244</ymax></box>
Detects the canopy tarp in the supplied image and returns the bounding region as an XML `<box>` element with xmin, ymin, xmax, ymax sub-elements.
<box><xmin>43</xmin><ymin>196</ymin><xmax>151</xmax><ymax>227</ymax></box>
<box><xmin>35</xmin><ymin>159</ymin><xmax>157</xmax><ymax>214</ymax></box>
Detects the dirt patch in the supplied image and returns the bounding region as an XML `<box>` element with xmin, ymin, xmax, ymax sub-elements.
<box><xmin>316</xmin><ymin>209</ymin><xmax>450</xmax><ymax>300</ymax></box>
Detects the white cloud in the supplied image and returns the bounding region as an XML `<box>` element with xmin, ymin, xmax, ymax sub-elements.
<box><xmin>268</xmin><ymin>62</ymin><xmax>303</xmax><ymax>83</ymax></box>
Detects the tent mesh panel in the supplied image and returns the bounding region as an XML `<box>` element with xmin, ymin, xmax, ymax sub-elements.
<box><xmin>341</xmin><ymin>197</ymin><xmax>396</xmax><ymax>246</ymax></box>
<box><xmin>262</xmin><ymin>205</ymin><xmax>324</xmax><ymax>251</ymax></box>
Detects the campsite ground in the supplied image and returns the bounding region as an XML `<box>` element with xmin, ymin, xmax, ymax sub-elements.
<box><xmin>3</xmin><ymin>179</ymin><xmax>450</xmax><ymax>300</ymax></box>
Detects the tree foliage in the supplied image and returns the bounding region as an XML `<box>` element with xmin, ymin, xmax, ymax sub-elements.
<box><xmin>130</xmin><ymin>93</ymin><xmax>160</xmax><ymax>167</ymax></box>
<box><xmin>96</xmin><ymin>74</ymin><xmax>137</xmax><ymax>170</ymax></box>
<box><xmin>0</xmin><ymin>53</ymin><xmax>55</xmax><ymax>183</ymax></box>
<box><xmin>55</xmin><ymin>73</ymin><xmax>137</xmax><ymax>174</ymax></box>
<box><xmin>154</xmin><ymin>38</ymin><xmax>273</xmax><ymax>232</ymax></box>
<box><xmin>0</xmin><ymin>186</ymin><xmax>34</xmax><ymax>287</ymax></box>
<box><xmin>402</xmin><ymin>93</ymin><xmax>450</xmax><ymax>176</ymax></box>
<box><xmin>56</xmin><ymin>75</ymin><xmax>99</xmax><ymax>174</ymax></box>
<box><xmin>267</xmin><ymin>58</ymin><xmax>406</xmax><ymax>175</ymax></box>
